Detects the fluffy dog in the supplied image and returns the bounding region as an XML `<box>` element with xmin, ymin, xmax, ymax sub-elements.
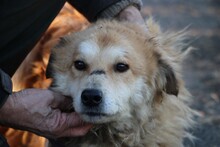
<box><xmin>48</xmin><ymin>19</ymin><xmax>195</xmax><ymax>147</ymax></box>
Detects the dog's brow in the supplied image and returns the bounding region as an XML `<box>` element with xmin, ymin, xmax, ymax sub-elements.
<box><xmin>103</xmin><ymin>46</ymin><xmax>128</xmax><ymax>59</ymax></box>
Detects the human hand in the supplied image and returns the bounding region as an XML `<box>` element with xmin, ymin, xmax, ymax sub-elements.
<box><xmin>0</xmin><ymin>88</ymin><xmax>92</xmax><ymax>139</ymax></box>
<box><xmin>117</xmin><ymin>5</ymin><xmax>145</xmax><ymax>24</ymax></box>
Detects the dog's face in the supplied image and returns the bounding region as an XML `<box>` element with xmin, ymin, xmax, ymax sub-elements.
<box><xmin>49</xmin><ymin>21</ymin><xmax>179</xmax><ymax>124</ymax></box>
<box><xmin>67</xmin><ymin>40</ymin><xmax>147</xmax><ymax>123</ymax></box>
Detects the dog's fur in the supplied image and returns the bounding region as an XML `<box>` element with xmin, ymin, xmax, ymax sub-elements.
<box><xmin>49</xmin><ymin>19</ymin><xmax>195</xmax><ymax>147</ymax></box>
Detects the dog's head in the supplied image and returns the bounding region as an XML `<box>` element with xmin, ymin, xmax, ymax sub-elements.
<box><xmin>48</xmin><ymin>20</ymin><xmax>185</xmax><ymax>124</ymax></box>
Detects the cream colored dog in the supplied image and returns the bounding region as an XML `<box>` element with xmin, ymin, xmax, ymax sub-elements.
<box><xmin>48</xmin><ymin>19</ymin><xmax>195</xmax><ymax>147</ymax></box>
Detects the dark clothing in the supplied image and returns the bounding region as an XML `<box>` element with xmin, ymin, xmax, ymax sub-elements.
<box><xmin>0</xmin><ymin>134</ymin><xmax>9</xmax><ymax>147</ymax></box>
<box><xmin>0</xmin><ymin>0</ymin><xmax>65</xmax><ymax>77</ymax></box>
<box><xmin>69</xmin><ymin>0</ymin><xmax>121</xmax><ymax>22</ymax></box>
<box><xmin>0</xmin><ymin>69</ymin><xmax>12</xmax><ymax>108</ymax></box>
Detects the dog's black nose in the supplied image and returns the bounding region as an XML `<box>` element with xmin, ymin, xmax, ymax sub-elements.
<box><xmin>81</xmin><ymin>89</ymin><xmax>103</xmax><ymax>107</ymax></box>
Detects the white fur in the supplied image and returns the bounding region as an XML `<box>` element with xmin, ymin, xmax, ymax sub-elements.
<box><xmin>78</xmin><ymin>40</ymin><xmax>100</xmax><ymax>60</ymax></box>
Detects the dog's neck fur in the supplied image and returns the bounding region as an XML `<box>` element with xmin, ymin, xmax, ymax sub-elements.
<box><xmin>65</xmin><ymin>121</ymin><xmax>151</xmax><ymax>147</ymax></box>
<box><xmin>63</xmin><ymin>103</ymin><xmax>155</xmax><ymax>147</ymax></box>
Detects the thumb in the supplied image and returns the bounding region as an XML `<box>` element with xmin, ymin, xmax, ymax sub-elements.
<box><xmin>62</xmin><ymin>123</ymin><xmax>93</xmax><ymax>137</ymax></box>
<box><xmin>50</xmin><ymin>91</ymin><xmax>73</xmax><ymax>111</ymax></box>
<box><xmin>60</xmin><ymin>112</ymin><xmax>93</xmax><ymax>137</ymax></box>
<box><xmin>65</xmin><ymin>112</ymin><xmax>91</xmax><ymax>128</ymax></box>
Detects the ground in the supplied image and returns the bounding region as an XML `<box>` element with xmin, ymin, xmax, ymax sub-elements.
<box><xmin>141</xmin><ymin>0</ymin><xmax>220</xmax><ymax>146</ymax></box>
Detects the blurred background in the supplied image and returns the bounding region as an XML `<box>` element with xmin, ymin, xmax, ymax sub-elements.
<box><xmin>141</xmin><ymin>0</ymin><xmax>220</xmax><ymax>146</ymax></box>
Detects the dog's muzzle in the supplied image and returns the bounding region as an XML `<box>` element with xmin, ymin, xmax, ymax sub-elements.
<box><xmin>80</xmin><ymin>88</ymin><xmax>116</xmax><ymax>123</ymax></box>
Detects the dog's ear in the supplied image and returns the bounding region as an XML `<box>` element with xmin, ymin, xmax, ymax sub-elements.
<box><xmin>46</xmin><ymin>37</ymin><xmax>68</xmax><ymax>79</ymax></box>
<box><xmin>157</xmin><ymin>59</ymin><xmax>179</xmax><ymax>96</ymax></box>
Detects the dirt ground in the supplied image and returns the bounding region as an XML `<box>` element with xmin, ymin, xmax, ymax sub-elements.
<box><xmin>141</xmin><ymin>0</ymin><xmax>220</xmax><ymax>146</ymax></box>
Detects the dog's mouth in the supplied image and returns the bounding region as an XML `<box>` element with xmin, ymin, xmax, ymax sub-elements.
<box><xmin>80</xmin><ymin>111</ymin><xmax>114</xmax><ymax>123</ymax></box>
<box><xmin>83</xmin><ymin>112</ymin><xmax>108</xmax><ymax>117</ymax></box>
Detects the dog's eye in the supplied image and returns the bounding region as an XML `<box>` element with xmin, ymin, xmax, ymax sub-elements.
<box><xmin>74</xmin><ymin>60</ymin><xmax>87</xmax><ymax>71</ymax></box>
<box><xmin>115</xmin><ymin>63</ymin><xmax>129</xmax><ymax>73</ymax></box>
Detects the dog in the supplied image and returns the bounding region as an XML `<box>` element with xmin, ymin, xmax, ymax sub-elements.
<box><xmin>48</xmin><ymin>19</ymin><xmax>195</xmax><ymax>147</ymax></box>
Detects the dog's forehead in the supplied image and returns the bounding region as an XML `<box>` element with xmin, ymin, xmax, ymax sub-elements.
<box><xmin>77</xmin><ymin>39</ymin><xmax>128</xmax><ymax>60</ymax></box>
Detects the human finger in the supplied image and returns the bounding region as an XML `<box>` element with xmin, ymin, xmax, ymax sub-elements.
<box><xmin>60</xmin><ymin>123</ymin><xmax>93</xmax><ymax>137</ymax></box>
<box><xmin>64</xmin><ymin>112</ymin><xmax>90</xmax><ymax>128</ymax></box>
<box><xmin>50</xmin><ymin>90</ymin><xmax>73</xmax><ymax>111</ymax></box>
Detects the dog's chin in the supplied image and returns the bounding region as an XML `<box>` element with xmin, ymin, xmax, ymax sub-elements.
<box><xmin>80</xmin><ymin>112</ymin><xmax>115</xmax><ymax>124</ymax></box>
